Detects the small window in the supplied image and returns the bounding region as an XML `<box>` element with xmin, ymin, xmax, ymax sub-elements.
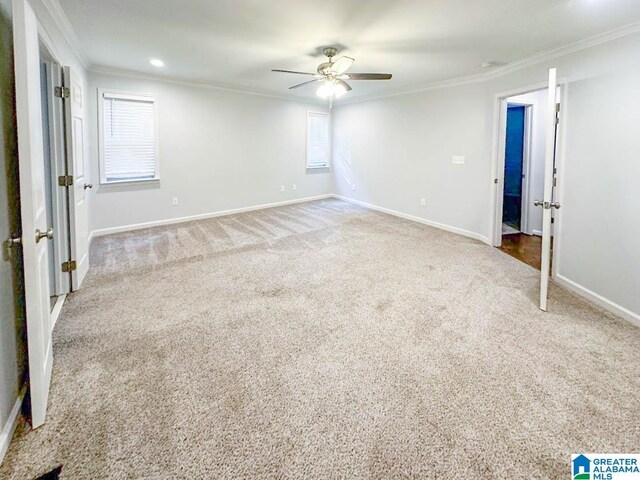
<box><xmin>99</xmin><ymin>90</ymin><xmax>158</xmax><ymax>184</ymax></box>
<box><xmin>306</xmin><ymin>111</ymin><xmax>330</xmax><ymax>169</ymax></box>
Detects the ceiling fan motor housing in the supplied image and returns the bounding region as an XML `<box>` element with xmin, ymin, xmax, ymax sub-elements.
<box><xmin>323</xmin><ymin>47</ymin><xmax>338</xmax><ymax>58</ymax></box>
<box><xmin>318</xmin><ymin>47</ymin><xmax>339</xmax><ymax>75</ymax></box>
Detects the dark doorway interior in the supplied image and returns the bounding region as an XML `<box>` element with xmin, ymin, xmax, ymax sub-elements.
<box><xmin>502</xmin><ymin>105</ymin><xmax>525</xmax><ymax>230</ymax></box>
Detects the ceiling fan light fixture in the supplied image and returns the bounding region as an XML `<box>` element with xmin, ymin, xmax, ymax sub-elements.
<box><xmin>334</xmin><ymin>82</ymin><xmax>347</xmax><ymax>98</ymax></box>
<box><xmin>316</xmin><ymin>80</ymin><xmax>336</xmax><ymax>98</ymax></box>
<box><xmin>317</xmin><ymin>79</ymin><xmax>348</xmax><ymax>99</ymax></box>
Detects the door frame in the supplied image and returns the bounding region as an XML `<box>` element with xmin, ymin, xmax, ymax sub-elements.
<box><xmin>39</xmin><ymin>42</ymin><xmax>72</xmax><ymax>300</ymax></box>
<box><xmin>489</xmin><ymin>79</ymin><xmax>567</xmax><ymax>276</ymax></box>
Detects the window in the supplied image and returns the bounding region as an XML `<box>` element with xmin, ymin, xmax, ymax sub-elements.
<box><xmin>306</xmin><ymin>111</ymin><xmax>330</xmax><ymax>169</ymax></box>
<box><xmin>99</xmin><ymin>90</ymin><xmax>158</xmax><ymax>184</ymax></box>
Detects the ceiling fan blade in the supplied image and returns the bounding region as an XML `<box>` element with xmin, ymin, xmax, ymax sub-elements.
<box><xmin>330</xmin><ymin>56</ymin><xmax>354</xmax><ymax>75</ymax></box>
<box><xmin>346</xmin><ymin>73</ymin><xmax>392</xmax><ymax>80</ymax></box>
<box><xmin>336</xmin><ymin>79</ymin><xmax>352</xmax><ymax>91</ymax></box>
<box><xmin>289</xmin><ymin>78</ymin><xmax>322</xmax><ymax>89</ymax></box>
<box><xmin>272</xmin><ymin>69</ymin><xmax>318</xmax><ymax>76</ymax></box>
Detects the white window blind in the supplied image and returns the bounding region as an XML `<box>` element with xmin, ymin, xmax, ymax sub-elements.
<box><xmin>101</xmin><ymin>92</ymin><xmax>157</xmax><ymax>183</ymax></box>
<box><xmin>306</xmin><ymin>111</ymin><xmax>330</xmax><ymax>169</ymax></box>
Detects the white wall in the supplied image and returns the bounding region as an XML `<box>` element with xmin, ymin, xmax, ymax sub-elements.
<box><xmin>334</xmin><ymin>81</ymin><xmax>490</xmax><ymax>240</ymax></box>
<box><xmin>87</xmin><ymin>71</ymin><xmax>333</xmax><ymax>233</ymax></box>
<box><xmin>507</xmin><ymin>89</ymin><xmax>547</xmax><ymax>236</ymax></box>
<box><xmin>333</xmin><ymin>31</ymin><xmax>640</xmax><ymax>320</ymax></box>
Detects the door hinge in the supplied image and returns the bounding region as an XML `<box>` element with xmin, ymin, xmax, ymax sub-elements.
<box><xmin>551</xmin><ymin>217</ymin><xmax>555</xmax><ymax>224</ymax></box>
<box><xmin>494</xmin><ymin>178</ymin><xmax>498</xmax><ymax>184</ymax></box>
<box><xmin>61</xmin><ymin>260</ymin><xmax>77</xmax><ymax>272</ymax></box>
<box><xmin>54</xmin><ymin>86</ymin><xmax>70</xmax><ymax>98</ymax></box>
<box><xmin>58</xmin><ymin>175</ymin><xmax>74</xmax><ymax>187</ymax></box>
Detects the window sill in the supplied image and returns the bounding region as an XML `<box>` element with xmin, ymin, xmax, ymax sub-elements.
<box><xmin>100</xmin><ymin>178</ymin><xmax>160</xmax><ymax>187</ymax></box>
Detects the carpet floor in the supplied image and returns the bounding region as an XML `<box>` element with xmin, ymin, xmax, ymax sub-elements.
<box><xmin>1</xmin><ymin>198</ymin><xmax>638</xmax><ymax>479</ymax></box>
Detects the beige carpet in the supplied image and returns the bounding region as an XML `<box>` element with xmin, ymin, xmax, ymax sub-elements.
<box><xmin>1</xmin><ymin>198</ymin><xmax>638</xmax><ymax>479</ymax></box>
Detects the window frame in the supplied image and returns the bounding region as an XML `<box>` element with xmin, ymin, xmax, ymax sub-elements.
<box><xmin>97</xmin><ymin>88</ymin><xmax>160</xmax><ymax>185</ymax></box>
<box><xmin>305</xmin><ymin>110</ymin><xmax>331</xmax><ymax>170</ymax></box>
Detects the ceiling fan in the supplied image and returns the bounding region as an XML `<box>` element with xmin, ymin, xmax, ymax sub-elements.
<box><xmin>272</xmin><ymin>47</ymin><xmax>392</xmax><ymax>99</ymax></box>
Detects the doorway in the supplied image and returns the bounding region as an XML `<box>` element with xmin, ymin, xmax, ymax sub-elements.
<box><xmin>493</xmin><ymin>86</ymin><xmax>561</xmax><ymax>272</ymax></box>
<box><xmin>502</xmin><ymin>104</ymin><xmax>527</xmax><ymax>233</ymax></box>
<box><xmin>39</xmin><ymin>42</ymin><xmax>72</xmax><ymax>310</ymax></box>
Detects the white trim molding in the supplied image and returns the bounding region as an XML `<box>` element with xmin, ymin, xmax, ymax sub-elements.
<box><xmin>90</xmin><ymin>194</ymin><xmax>333</xmax><ymax>239</ymax></box>
<box><xmin>51</xmin><ymin>294</ymin><xmax>66</xmax><ymax>331</ymax></box>
<box><xmin>89</xmin><ymin>65</ymin><xmax>327</xmax><ymax>106</ymax></box>
<box><xmin>31</xmin><ymin>0</ymin><xmax>640</xmax><ymax>107</ymax></box>
<box><xmin>332</xmin><ymin>194</ymin><xmax>490</xmax><ymax>244</ymax></box>
<box><xmin>337</xmin><ymin>21</ymin><xmax>640</xmax><ymax>106</ymax></box>
<box><xmin>0</xmin><ymin>386</ymin><xmax>26</xmax><ymax>465</ymax></box>
<box><xmin>555</xmin><ymin>275</ymin><xmax>640</xmax><ymax>328</ymax></box>
<box><xmin>39</xmin><ymin>0</ymin><xmax>87</xmax><ymax>67</ymax></box>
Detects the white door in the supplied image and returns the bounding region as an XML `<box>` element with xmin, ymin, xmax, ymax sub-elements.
<box><xmin>63</xmin><ymin>66</ymin><xmax>90</xmax><ymax>289</ymax></box>
<box><xmin>539</xmin><ymin>68</ymin><xmax>560</xmax><ymax>311</ymax></box>
<box><xmin>13</xmin><ymin>0</ymin><xmax>54</xmax><ymax>428</ymax></box>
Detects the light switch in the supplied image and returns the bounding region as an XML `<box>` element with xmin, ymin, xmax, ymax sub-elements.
<box><xmin>452</xmin><ymin>155</ymin><xmax>465</xmax><ymax>165</ymax></box>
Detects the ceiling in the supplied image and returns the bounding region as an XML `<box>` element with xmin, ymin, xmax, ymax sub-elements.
<box><xmin>58</xmin><ymin>0</ymin><xmax>640</xmax><ymax>101</ymax></box>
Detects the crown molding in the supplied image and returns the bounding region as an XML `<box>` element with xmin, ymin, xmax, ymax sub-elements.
<box><xmin>39</xmin><ymin>0</ymin><xmax>640</xmax><ymax>107</ymax></box>
<box><xmin>88</xmin><ymin>65</ymin><xmax>328</xmax><ymax>105</ymax></box>
<box><xmin>337</xmin><ymin>20</ymin><xmax>640</xmax><ymax>106</ymax></box>
<box><xmin>39</xmin><ymin>0</ymin><xmax>88</xmax><ymax>68</ymax></box>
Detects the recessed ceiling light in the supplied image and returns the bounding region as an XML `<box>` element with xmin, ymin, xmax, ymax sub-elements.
<box><xmin>150</xmin><ymin>58</ymin><xmax>164</xmax><ymax>67</ymax></box>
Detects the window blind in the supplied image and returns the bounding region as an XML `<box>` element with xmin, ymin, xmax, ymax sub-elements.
<box><xmin>306</xmin><ymin>112</ymin><xmax>329</xmax><ymax>169</ymax></box>
<box><xmin>102</xmin><ymin>93</ymin><xmax>157</xmax><ymax>182</ymax></box>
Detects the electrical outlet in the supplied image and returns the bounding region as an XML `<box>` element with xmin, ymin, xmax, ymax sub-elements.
<box><xmin>420</xmin><ymin>198</ymin><xmax>426</xmax><ymax>207</ymax></box>
<box><xmin>452</xmin><ymin>155</ymin><xmax>466</xmax><ymax>165</ymax></box>
<box><xmin>292</xmin><ymin>184</ymin><xmax>297</xmax><ymax>191</ymax></box>
<box><xmin>280</xmin><ymin>185</ymin><xmax>285</xmax><ymax>192</ymax></box>
<box><xmin>172</xmin><ymin>197</ymin><xmax>178</xmax><ymax>206</ymax></box>
<box><xmin>352</xmin><ymin>184</ymin><xmax>356</xmax><ymax>191</ymax></box>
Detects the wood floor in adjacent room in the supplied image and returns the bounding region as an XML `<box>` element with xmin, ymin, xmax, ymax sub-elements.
<box><xmin>498</xmin><ymin>232</ymin><xmax>543</xmax><ymax>270</ymax></box>
<box><xmin>1</xmin><ymin>199</ymin><xmax>638</xmax><ymax>479</ymax></box>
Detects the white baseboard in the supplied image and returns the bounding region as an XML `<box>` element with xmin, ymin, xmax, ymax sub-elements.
<box><xmin>331</xmin><ymin>194</ymin><xmax>491</xmax><ymax>244</ymax></box>
<box><xmin>532</xmin><ymin>229</ymin><xmax>543</xmax><ymax>236</ymax></box>
<box><xmin>51</xmin><ymin>294</ymin><xmax>66</xmax><ymax>331</ymax></box>
<box><xmin>90</xmin><ymin>194</ymin><xmax>333</xmax><ymax>240</ymax></box>
<box><xmin>555</xmin><ymin>274</ymin><xmax>640</xmax><ymax>328</ymax></box>
<box><xmin>0</xmin><ymin>386</ymin><xmax>26</xmax><ymax>466</ymax></box>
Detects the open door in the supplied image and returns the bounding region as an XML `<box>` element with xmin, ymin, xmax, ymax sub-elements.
<box><xmin>62</xmin><ymin>66</ymin><xmax>89</xmax><ymax>289</ymax></box>
<box><xmin>13</xmin><ymin>0</ymin><xmax>54</xmax><ymax>428</ymax></box>
<box><xmin>539</xmin><ymin>68</ymin><xmax>561</xmax><ymax>311</ymax></box>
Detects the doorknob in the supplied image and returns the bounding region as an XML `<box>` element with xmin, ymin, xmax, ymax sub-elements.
<box><xmin>35</xmin><ymin>228</ymin><xmax>54</xmax><ymax>243</ymax></box>
<box><xmin>533</xmin><ymin>200</ymin><xmax>561</xmax><ymax>209</ymax></box>
<box><xmin>83</xmin><ymin>183</ymin><xmax>93</xmax><ymax>190</ymax></box>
